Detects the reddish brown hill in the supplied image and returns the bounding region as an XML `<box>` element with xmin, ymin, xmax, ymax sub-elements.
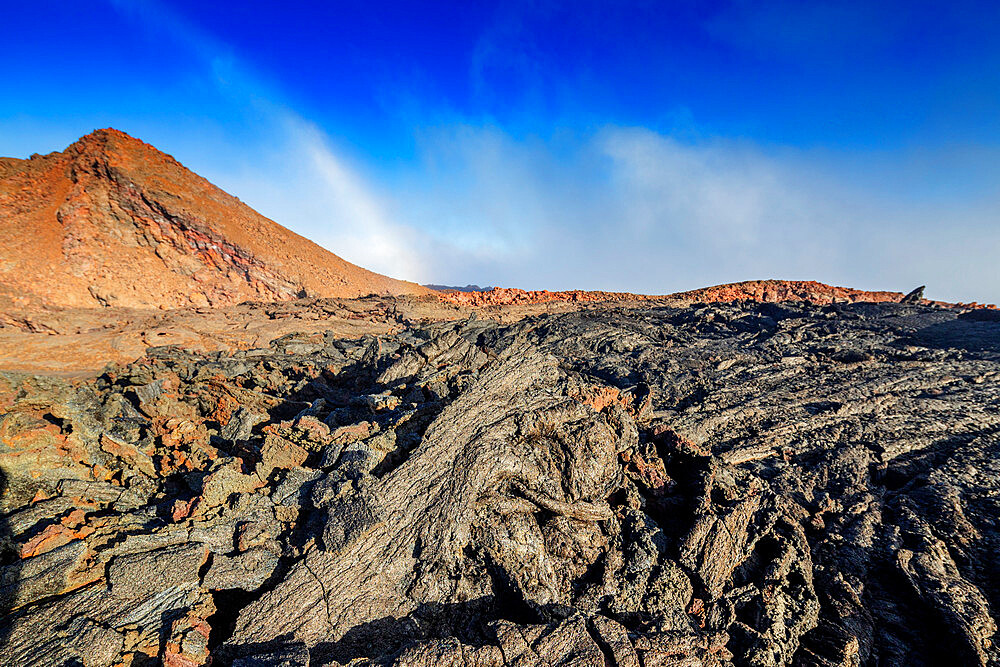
<box><xmin>669</xmin><ymin>279</ymin><xmax>996</xmax><ymax>308</ymax></box>
<box><xmin>671</xmin><ymin>280</ymin><xmax>920</xmax><ymax>305</ymax></box>
<box><xmin>436</xmin><ymin>280</ymin><xmax>995</xmax><ymax>309</ymax></box>
<box><xmin>0</xmin><ymin>128</ymin><xmax>429</xmax><ymax>309</ymax></box>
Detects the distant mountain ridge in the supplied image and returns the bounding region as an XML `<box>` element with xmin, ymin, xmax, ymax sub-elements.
<box><xmin>0</xmin><ymin>128</ymin><xmax>428</xmax><ymax>309</ymax></box>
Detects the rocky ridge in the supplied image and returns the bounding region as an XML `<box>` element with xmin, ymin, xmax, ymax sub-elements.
<box><xmin>2</xmin><ymin>299</ymin><xmax>1000</xmax><ymax>665</ymax></box>
<box><xmin>435</xmin><ymin>280</ymin><xmax>996</xmax><ymax>310</ymax></box>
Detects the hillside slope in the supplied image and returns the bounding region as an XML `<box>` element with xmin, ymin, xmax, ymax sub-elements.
<box><xmin>0</xmin><ymin>129</ymin><xmax>428</xmax><ymax>309</ymax></box>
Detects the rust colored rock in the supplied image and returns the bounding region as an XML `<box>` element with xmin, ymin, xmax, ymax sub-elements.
<box><xmin>100</xmin><ymin>433</ymin><xmax>156</xmax><ymax>478</ymax></box>
<box><xmin>171</xmin><ymin>497</ymin><xmax>198</xmax><ymax>522</ymax></box>
<box><xmin>19</xmin><ymin>524</ymin><xmax>79</xmax><ymax>559</ymax></box>
<box><xmin>163</xmin><ymin>599</ymin><xmax>215</xmax><ymax>667</ymax></box>
<box><xmin>259</xmin><ymin>433</ymin><xmax>310</xmax><ymax>473</ymax></box>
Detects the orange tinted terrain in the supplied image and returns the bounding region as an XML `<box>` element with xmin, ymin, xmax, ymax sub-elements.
<box><xmin>0</xmin><ymin>129</ymin><xmax>428</xmax><ymax>310</ymax></box>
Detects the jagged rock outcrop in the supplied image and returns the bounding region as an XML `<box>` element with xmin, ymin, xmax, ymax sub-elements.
<box><xmin>899</xmin><ymin>286</ymin><xmax>926</xmax><ymax>304</ymax></box>
<box><xmin>2</xmin><ymin>300</ymin><xmax>1000</xmax><ymax>665</ymax></box>
<box><xmin>0</xmin><ymin>129</ymin><xmax>428</xmax><ymax>310</ymax></box>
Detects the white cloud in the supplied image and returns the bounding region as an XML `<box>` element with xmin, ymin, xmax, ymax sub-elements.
<box><xmin>280</xmin><ymin>117</ymin><xmax>428</xmax><ymax>281</ymax></box>
<box><xmin>103</xmin><ymin>0</ymin><xmax>430</xmax><ymax>282</ymax></box>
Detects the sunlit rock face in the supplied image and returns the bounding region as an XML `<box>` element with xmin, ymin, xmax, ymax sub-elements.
<box><xmin>0</xmin><ymin>129</ymin><xmax>428</xmax><ymax>311</ymax></box>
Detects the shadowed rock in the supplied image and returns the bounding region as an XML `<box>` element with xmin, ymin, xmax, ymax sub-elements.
<box><xmin>900</xmin><ymin>285</ymin><xmax>926</xmax><ymax>304</ymax></box>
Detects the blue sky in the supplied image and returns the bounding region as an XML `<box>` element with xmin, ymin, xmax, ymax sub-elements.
<box><xmin>3</xmin><ymin>1</ymin><xmax>999</xmax><ymax>301</ymax></box>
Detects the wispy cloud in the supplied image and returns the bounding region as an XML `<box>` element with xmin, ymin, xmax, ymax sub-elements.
<box><xmin>278</xmin><ymin>118</ymin><xmax>428</xmax><ymax>281</ymax></box>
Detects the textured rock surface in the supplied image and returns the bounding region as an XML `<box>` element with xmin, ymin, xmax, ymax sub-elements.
<box><xmin>2</xmin><ymin>300</ymin><xmax>1000</xmax><ymax>665</ymax></box>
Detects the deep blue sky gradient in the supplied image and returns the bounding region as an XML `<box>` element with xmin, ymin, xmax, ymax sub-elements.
<box><xmin>3</xmin><ymin>1</ymin><xmax>999</xmax><ymax>299</ymax></box>
<box><xmin>9</xmin><ymin>1</ymin><xmax>999</xmax><ymax>151</ymax></box>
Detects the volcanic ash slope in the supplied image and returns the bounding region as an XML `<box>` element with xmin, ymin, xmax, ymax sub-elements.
<box><xmin>0</xmin><ymin>129</ymin><xmax>427</xmax><ymax>310</ymax></box>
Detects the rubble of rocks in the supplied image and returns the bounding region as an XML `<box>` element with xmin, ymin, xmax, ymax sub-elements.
<box><xmin>2</xmin><ymin>299</ymin><xmax>1000</xmax><ymax>666</ymax></box>
<box><xmin>6</xmin><ymin>280</ymin><xmax>993</xmax><ymax>377</ymax></box>
<box><xmin>671</xmin><ymin>280</ymin><xmax>922</xmax><ymax>307</ymax></box>
<box><xmin>434</xmin><ymin>287</ymin><xmax>663</xmax><ymax>307</ymax></box>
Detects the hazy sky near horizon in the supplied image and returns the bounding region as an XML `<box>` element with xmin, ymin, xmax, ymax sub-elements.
<box><xmin>3</xmin><ymin>1</ymin><xmax>1000</xmax><ymax>302</ymax></box>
